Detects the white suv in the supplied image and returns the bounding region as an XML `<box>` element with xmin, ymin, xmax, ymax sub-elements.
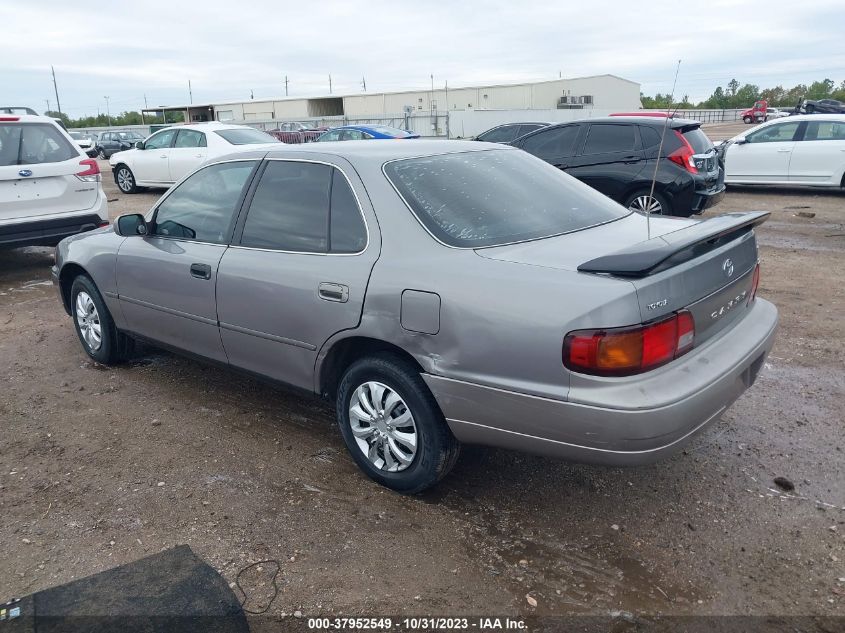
<box><xmin>1</xmin><ymin>114</ymin><xmax>108</xmax><ymax>248</ymax></box>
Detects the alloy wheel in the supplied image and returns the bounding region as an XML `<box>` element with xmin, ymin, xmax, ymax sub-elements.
<box><xmin>348</xmin><ymin>381</ymin><xmax>418</xmax><ymax>472</ymax></box>
<box><xmin>75</xmin><ymin>291</ymin><xmax>102</xmax><ymax>351</ymax></box>
<box><xmin>628</xmin><ymin>195</ymin><xmax>664</xmax><ymax>214</ymax></box>
<box><xmin>117</xmin><ymin>168</ymin><xmax>134</xmax><ymax>193</ymax></box>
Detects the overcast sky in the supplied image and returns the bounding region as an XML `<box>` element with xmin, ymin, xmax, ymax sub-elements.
<box><xmin>3</xmin><ymin>0</ymin><xmax>844</xmax><ymax>117</ymax></box>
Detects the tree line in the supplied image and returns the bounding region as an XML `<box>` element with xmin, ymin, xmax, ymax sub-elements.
<box><xmin>641</xmin><ymin>78</ymin><xmax>845</xmax><ymax>110</ymax></box>
<box><xmin>45</xmin><ymin>110</ymin><xmax>185</xmax><ymax>129</ymax></box>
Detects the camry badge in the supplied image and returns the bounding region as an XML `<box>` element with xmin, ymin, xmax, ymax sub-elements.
<box><xmin>722</xmin><ymin>258</ymin><xmax>734</xmax><ymax>278</ymax></box>
<box><xmin>18</xmin><ymin>169</ymin><xmax>32</xmax><ymax>177</ymax></box>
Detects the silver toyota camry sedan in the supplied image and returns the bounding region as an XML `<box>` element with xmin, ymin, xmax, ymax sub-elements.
<box><xmin>53</xmin><ymin>140</ymin><xmax>778</xmax><ymax>493</ymax></box>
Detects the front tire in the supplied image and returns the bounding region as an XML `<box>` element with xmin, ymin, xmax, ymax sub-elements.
<box><xmin>115</xmin><ymin>165</ymin><xmax>138</xmax><ymax>194</ymax></box>
<box><xmin>336</xmin><ymin>354</ymin><xmax>460</xmax><ymax>493</ymax></box>
<box><xmin>743</xmin><ymin>115</ymin><xmax>753</xmax><ymax>124</ymax></box>
<box><xmin>70</xmin><ymin>275</ymin><xmax>133</xmax><ymax>365</ymax></box>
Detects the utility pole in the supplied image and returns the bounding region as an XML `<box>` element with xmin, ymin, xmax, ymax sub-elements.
<box><xmin>250</xmin><ymin>89</ymin><xmax>254</xmax><ymax>99</ymax></box>
<box><xmin>51</xmin><ymin>66</ymin><xmax>62</xmax><ymax>116</ymax></box>
<box><xmin>328</xmin><ymin>74</ymin><xmax>332</xmax><ymax>94</ymax></box>
<box><xmin>45</xmin><ymin>99</ymin><xmax>50</xmax><ymax>114</ymax></box>
<box><xmin>362</xmin><ymin>76</ymin><xmax>367</xmax><ymax>92</ymax></box>
<box><xmin>284</xmin><ymin>75</ymin><xmax>289</xmax><ymax>97</ymax></box>
<box><xmin>188</xmin><ymin>80</ymin><xmax>193</xmax><ymax>104</ymax></box>
<box><xmin>445</xmin><ymin>80</ymin><xmax>450</xmax><ymax>139</ymax></box>
<box><xmin>141</xmin><ymin>94</ymin><xmax>148</xmax><ymax>125</ymax></box>
<box><xmin>104</xmin><ymin>96</ymin><xmax>111</xmax><ymax>127</ymax></box>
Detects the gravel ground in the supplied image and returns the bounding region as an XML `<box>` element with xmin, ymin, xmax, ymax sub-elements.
<box><xmin>0</xmin><ymin>160</ymin><xmax>843</xmax><ymax>621</ymax></box>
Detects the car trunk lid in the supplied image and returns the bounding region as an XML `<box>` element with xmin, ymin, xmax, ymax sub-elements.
<box><xmin>476</xmin><ymin>211</ymin><xmax>768</xmax><ymax>345</ymax></box>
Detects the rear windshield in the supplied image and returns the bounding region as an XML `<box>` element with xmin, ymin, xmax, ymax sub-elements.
<box><xmin>0</xmin><ymin>123</ymin><xmax>78</xmax><ymax>166</ymax></box>
<box><xmin>384</xmin><ymin>149</ymin><xmax>630</xmax><ymax>248</ymax></box>
<box><xmin>215</xmin><ymin>128</ymin><xmax>280</xmax><ymax>145</ymax></box>
<box><xmin>681</xmin><ymin>127</ymin><xmax>713</xmax><ymax>153</ymax></box>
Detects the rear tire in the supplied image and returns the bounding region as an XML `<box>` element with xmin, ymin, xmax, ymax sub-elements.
<box><xmin>115</xmin><ymin>165</ymin><xmax>138</xmax><ymax>194</ymax></box>
<box><xmin>743</xmin><ymin>116</ymin><xmax>753</xmax><ymax>124</ymax></box>
<box><xmin>97</xmin><ymin>148</ymin><xmax>106</xmax><ymax>159</ymax></box>
<box><xmin>336</xmin><ymin>353</ymin><xmax>460</xmax><ymax>494</ymax></box>
<box><xmin>624</xmin><ymin>189</ymin><xmax>672</xmax><ymax>216</ymax></box>
<box><xmin>70</xmin><ymin>275</ymin><xmax>134</xmax><ymax>365</ymax></box>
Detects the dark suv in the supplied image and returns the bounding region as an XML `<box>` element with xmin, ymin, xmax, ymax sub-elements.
<box><xmin>510</xmin><ymin>116</ymin><xmax>724</xmax><ymax>216</ymax></box>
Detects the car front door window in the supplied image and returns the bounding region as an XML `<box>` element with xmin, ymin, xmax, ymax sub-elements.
<box><xmin>519</xmin><ymin>125</ymin><xmax>580</xmax><ymax>162</ymax></box>
<box><xmin>152</xmin><ymin>161</ymin><xmax>256</xmax><ymax>243</ymax></box>
<box><xmin>145</xmin><ymin>129</ymin><xmax>177</xmax><ymax>150</ymax></box>
<box><xmin>747</xmin><ymin>122</ymin><xmax>800</xmax><ymax>143</ymax></box>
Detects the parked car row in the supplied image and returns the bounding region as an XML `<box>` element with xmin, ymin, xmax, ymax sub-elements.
<box><xmin>51</xmin><ymin>138</ymin><xmax>778</xmax><ymax>492</ymax></box>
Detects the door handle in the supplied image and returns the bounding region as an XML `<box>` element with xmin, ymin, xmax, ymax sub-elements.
<box><xmin>160</xmin><ymin>154</ymin><xmax>168</xmax><ymax>158</ymax></box>
<box><xmin>553</xmin><ymin>163</ymin><xmax>568</xmax><ymax>169</ymax></box>
<box><xmin>189</xmin><ymin>263</ymin><xmax>212</xmax><ymax>280</ymax></box>
<box><xmin>777</xmin><ymin>149</ymin><xmax>792</xmax><ymax>153</ymax></box>
<box><xmin>623</xmin><ymin>155</ymin><xmax>641</xmax><ymax>163</ymax></box>
<box><xmin>318</xmin><ymin>282</ymin><xmax>349</xmax><ymax>303</ymax></box>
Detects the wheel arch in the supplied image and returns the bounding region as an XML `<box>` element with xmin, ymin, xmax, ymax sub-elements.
<box><xmin>58</xmin><ymin>262</ymin><xmax>91</xmax><ymax>315</ymax></box>
<box><xmin>317</xmin><ymin>336</ymin><xmax>425</xmax><ymax>400</ymax></box>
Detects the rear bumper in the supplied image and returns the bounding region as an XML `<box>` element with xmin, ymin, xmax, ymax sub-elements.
<box><xmin>423</xmin><ymin>298</ymin><xmax>778</xmax><ymax>465</ymax></box>
<box><xmin>691</xmin><ymin>182</ymin><xmax>725</xmax><ymax>213</ymax></box>
<box><xmin>0</xmin><ymin>197</ymin><xmax>108</xmax><ymax>248</ymax></box>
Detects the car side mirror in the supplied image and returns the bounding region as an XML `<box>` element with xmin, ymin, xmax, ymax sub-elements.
<box><xmin>734</xmin><ymin>136</ymin><xmax>748</xmax><ymax>145</ymax></box>
<box><xmin>116</xmin><ymin>214</ymin><xmax>148</xmax><ymax>237</ymax></box>
<box><xmin>135</xmin><ymin>141</ymin><xmax>145</xmax><ymax>150</ymax></box>
<box><xmin>85</xmin><ymin>147</ymin><xmax>98</xmax><ymax>158</ymax></box>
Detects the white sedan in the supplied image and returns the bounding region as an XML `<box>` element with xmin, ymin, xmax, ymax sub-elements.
<box><xmin>723</xmin><ymin>114</ymin><xmax>845</xmax><ymax>187</ymax></box>
<box><xmin>108</xmin><ymin>122</ymin><xmax>281</xmax><ymax>193</ymax></box>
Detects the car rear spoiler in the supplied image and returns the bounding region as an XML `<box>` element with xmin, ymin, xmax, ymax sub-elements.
<box><xmin>577</xmin><ymin>211</ymin><xmax>770</xmax><ymax>278</ymax></box>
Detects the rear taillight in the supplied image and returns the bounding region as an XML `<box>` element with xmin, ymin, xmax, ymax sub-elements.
<box><xmin>748</xmin><ymin>263</ymin><xmax>760</xmax><ymax>305</ymax></box>
<box><xmin>667</xmin><ymin>130</ymin><xmax>698</xmax><ymax>174</ymax></box>
<box><xmin>76</xmin><ymin>158</ymin><xmax>101</xmax><ymax>182</ymax></box>
<box><xmin>563</xmin><ymin>310</ymin><xmax>696</xmax><ymax>377</ymax></box>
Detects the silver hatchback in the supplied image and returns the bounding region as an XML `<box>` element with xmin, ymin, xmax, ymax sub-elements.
<box><xmin>53</xmin><ymin>141</ymin><xmax>778</xmax><ymax>493</ymax></box>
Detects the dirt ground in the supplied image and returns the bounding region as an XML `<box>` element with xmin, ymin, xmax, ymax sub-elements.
<box><xmin>1</xmin><ymin>158</ymin><xmax>843</xmax><ymax>623</ymax></box>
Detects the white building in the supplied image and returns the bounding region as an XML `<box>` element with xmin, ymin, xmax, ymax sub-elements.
<box><xmin>146</xmin><ymin>74</ymin><xmax>641</xmax><ymax>137</ymax></box>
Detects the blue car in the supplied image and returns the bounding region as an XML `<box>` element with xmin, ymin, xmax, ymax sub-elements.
<box><xmin>316</xmin><ymin>124</ymin><xmax>420</xmax><ymax>142</ymax></box>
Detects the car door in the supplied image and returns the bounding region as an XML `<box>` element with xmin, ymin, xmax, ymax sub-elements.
<box><xmin>168</xmin><ymin>129</ymin><xmax>208</xmax><ymax>183</ymax></box>
<box><xmin>216</xmin><ymin>156</ymin><xmax>377</xmax><ymax>390</ymax></box>
<box><xmin>513</xmin><ymin>124</ymin><xmax>582</xmax><ymax>170</ymax></box>
<box><xmin>115</xmin><ymin>159</ymin><xmax>258</xmax><ymax>361</ymax></box>
<box><xmin>101</xmin><ymin>133</ymin><xmax>116</xmax><ymax>155</ymax></box>
<box><xmin>133</xmin><ymin>128</ymin><xmax>177</xmax><ymax>183</ymax></box>
<box><xmin>788</xmin><ymin>120</ymin><xmax>845</xmax><ymax>185</ymax></box>
<box><xmin>563</xmin><ymin>123</ymin><xmax>643</xmax><ymax>202</ymax></box>
<box><xmin>724</xmin><ymin>120</ymin><xmax>803</xmax><ymax>184</ymax></box>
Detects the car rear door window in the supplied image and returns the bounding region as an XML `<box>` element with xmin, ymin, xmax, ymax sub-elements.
<box><xmin>152</xmin><ymin>160</ymin><xmax>256</xmax><ymax>243</ymax></box>
<box><xmin>519</xmin><ymin>125</ymin><xmax>579</xmax><ymax>159</ymax></box>
<box><xmin>240</xmin><ymin>161</ymin><xmax>332</xmax><ymax>252</ymax></box>
<box><xmin>329</xmin><ymin>170</ymin><xmax>367</xmax><ymax>253</ymax></box>
<box><xmin>0</xmin><ymin>123</ymin><xmax>77</xmax><ymax>166</ymax></box>
<box><xmin>803</xmin><ymin>121</ymin><xmax>845</xmax><ymax>141</ymax></box>
<box><xmin>174</xmin><ymin>130</ymin><xmax>207</xmax><ymax>148</ymax></box>
<box><xmin>582</xmin><ymin>124</ymin><xmax>637</xmax><ymax>154</ymax></box>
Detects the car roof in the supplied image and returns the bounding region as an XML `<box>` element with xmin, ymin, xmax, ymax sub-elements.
<box><xmin>539</xmin><ymin>115</ymin><xmax>701</xmax><ymax>130</ymax></box>
<box><xmin>217</xmin><ymin>139</ymin><xmax>513</xmax><ymax>164</ymax></box>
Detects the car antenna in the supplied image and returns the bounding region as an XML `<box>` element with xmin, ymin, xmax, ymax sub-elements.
<box><xmin>647</xmin><ymin>59</ymin><xmax>682</xmax><ymax>240</ymax></box>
